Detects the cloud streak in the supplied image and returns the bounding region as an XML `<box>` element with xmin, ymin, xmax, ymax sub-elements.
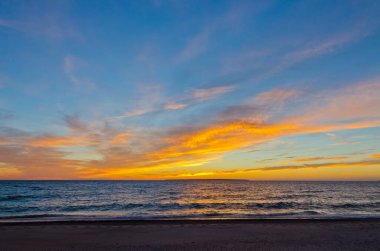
<box><xmin>164</xmin><ymin>159</ymin><xmax>380</xmax><ymax>179</ymax></box>
<box><xmin>293</xmin><ymin>157</ymin><xmax>348</xmax><ymax>162</ymax></box>
<box><xmin>0</xmin><ymin>1</ymin><xmax>80</xmax><ymax>41</ymax></box>
<box><xmin>111</xmin><ymin>85</ymin><xmax>235</xmax><ymax>121</ymax></box>
<box><xmin>189</xmin><ymin>85</ymin><xmax>235</xmax><ymax>102</ymax></box>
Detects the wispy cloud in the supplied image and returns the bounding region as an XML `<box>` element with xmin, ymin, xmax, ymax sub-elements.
<box><xmin>290</xmin><ymin>79</ymin><xmax>380</xmax><ymax>124</ymax></box>
<box><xmin>189</xmin><ymin>85</ymin><xmax>235</xmax><ymax>101</ymax></box>
<box><xmin>218</xmin><ymin>20</ymin><xmax>375</xmax><ymax>88</ymax></box>
<box><xmin>217</xmin><ymin>88</ymin><xmax>299</xmax><ymax>122</ymax></box>
<box><xmin>113</xmin><ymin>108</ymin><xmax>154</xmax><ymax>120</ymax></box>
<box><xmin>0</xmin><ymin>1</ymin><xmax>80</xmax><ymax>41</ymax></box>
<box><xmin>254</xmin><ymin>159</ymin><xmax>380</xmax><ymax>172</ymax></box>
<box><xmin>63</xmin><ymin>56</ymin><xmax>96</xmax><ymax>90</ymax></box>
<box><xmin>177</xmin><ymin>28</ymin><xmax>210</xmax><ymax>62</ymax></box>
<box><xmin>276</xmin><ymin>31</ymin><xmax>367</xmax><ymax>72</ymax></box>
<box><xmin>255</xmin><ymin>89</ymin><xmax>300</xmax><ymax>102</ymax></box>
<box><xmin>175</xmin><ymin>2</ymin><xmax>263</xmax><ymax>63</ymax></box>
<box><xmin>164</xmin><ymin>103</ymin><xmax>188</xmax><ymax>110</ymax></box>
<box><xmin>111</xmin><ymin>85</ymin><xmax>234</xmax><ymax>121</ymax></box>
<box><xmin>109</xmin><ymin>84</ymin><xmax>164</xmax><ymax>121</ymax></box>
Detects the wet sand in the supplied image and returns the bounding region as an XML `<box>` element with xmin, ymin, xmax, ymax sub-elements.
<box><xmin>0</xmin><ymin>219</ymin><xmax>379</xmax><ymax>251</ymax></box>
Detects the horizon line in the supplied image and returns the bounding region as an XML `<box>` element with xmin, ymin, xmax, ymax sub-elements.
<box><xmin>0</xmin><ymin>179</ymin><xmax>379</xmax><ymax>182</ymax></box>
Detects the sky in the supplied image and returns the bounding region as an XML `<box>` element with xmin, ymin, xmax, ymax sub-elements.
<box><xmin>0</xmin><ymin>0</ymin><xmax>380</xmax><ymax>180</ymax></box>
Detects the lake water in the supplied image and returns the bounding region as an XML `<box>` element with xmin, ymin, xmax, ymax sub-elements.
<box><xmin>0</xmin><ymin>180</ymin><xmax>379</xmax><ymax>221</ymax></box>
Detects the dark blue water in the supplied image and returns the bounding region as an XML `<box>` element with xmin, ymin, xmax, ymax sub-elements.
<box><xmin>0</xmin><ymin>180</ymin><xmax>379</xmax><ymax>221</ymax></box>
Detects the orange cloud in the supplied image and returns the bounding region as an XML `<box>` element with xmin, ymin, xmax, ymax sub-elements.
<box><xmin>0</xmin><ymin>143</ymin><xmax>84</xmax><ymax>180</ymax></box>
<box><xmin>29</xmin><ymin>135</ymin><xmax>84</xmax><ymax>147</ymax></box>
<box><xmin>294</xmin><ymin>157</ymin><xmax>348</xmax><ymax>162</ymax></box>
<box><xmin>147</xmin><ymin>122</ymin><xmax>297</xmax><ymax>166</ymax></box>
<box><xmin>176</xmin><ymin>172</ymin><xmax>216</xmax><ymax>177</ymax></box>
<box><xmin>110</xmin><ymin>132</ymin><xmax>131</xmax><ymax>144</ymax></box>
<box><xmin>75</xmin><ymin>80</ymin><xmax>380</xmax><ymax>178</ymax></box>
<box><xmin>256</xmin><ymin>159</ymin><xmax>380</xmax><ymax>171</ymax></box>
<box><xmin>78</xmin><ymin>117</ymin><xmax>380</xmax><ymax>179</ymax></box>
<box><xmin>371</xmin><ymin>154</ymin><xmax>380</xmax><ymax>159</ymax></box>
<box><xmin>0</xmin><ymin>139</ymin><xmax>9</xmax><ymax>145</ymax></box>
<box><xmin>28</xmin><ymin>135</ymin><xmax>97</xmax><ymax>147</ymax></box>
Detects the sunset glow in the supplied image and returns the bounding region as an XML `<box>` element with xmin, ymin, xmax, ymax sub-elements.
<box><xmin>1</xmin><ymin>0</ymin><xmax>380</xmax><ymax>180</ymax></box>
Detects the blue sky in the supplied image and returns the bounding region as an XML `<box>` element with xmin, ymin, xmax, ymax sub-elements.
<box><xmin>0</xmin><ymin>0</ymin><xmax>380</xmax><ymax>179</ymax></box>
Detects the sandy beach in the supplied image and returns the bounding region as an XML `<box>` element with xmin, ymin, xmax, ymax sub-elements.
<box><xmin>0</xmin><ymin>219</ymin><xmax>379</xmax><ymax>251</ymax></box>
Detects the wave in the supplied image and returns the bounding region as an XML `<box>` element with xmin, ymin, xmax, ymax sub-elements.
<box><xmin>0</xmin><ymin>195</ymin><xmax>34</xmax><ymax>202</ymax></box>
<box><xmin>55</xmin><ymin>201</ymin><xmax>304</xmax><ymax>212</ymax></box>
<box><xmin>2</xmin><ymin>211</ymin><xmax>380</xmax><ymax>222</ymax></box>
<box><xmin>59</xmin><ymin>203</ymin><xmax>145</xmax><ymax>212</ymax></box>
<box><xmin>246</xmin><ymin>202</ymin><xmax>300</xmax><ymax>209</ymax></box>
<box><xmin>0</xmin><ymin>214</ymin><xmax>65</xmax><ymax>219</ymax></box>
<box><xmin>330</xmin><ymin>202</ymin><xmax>380</xmax><ymax>209</ymax></box>
<box><xmin>2</xmin><ymin>201</ymin><xmax>379</xmax><ymax>215</ymax></box>
<box><xmin>0</xmin><ymin>211</ymin><xmax>335</xmax><ymax>222</ymax></box>
<box><xmin>0</xmin><ymin>211</ymin><xmax>319</xmax><ymax>221</ymax></box>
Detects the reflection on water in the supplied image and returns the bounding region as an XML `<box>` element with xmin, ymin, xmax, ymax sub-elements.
<box><xmin>0</xmin><ymin>180</ymin><xmax>379</xmax><ymax>220</ymax></box>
